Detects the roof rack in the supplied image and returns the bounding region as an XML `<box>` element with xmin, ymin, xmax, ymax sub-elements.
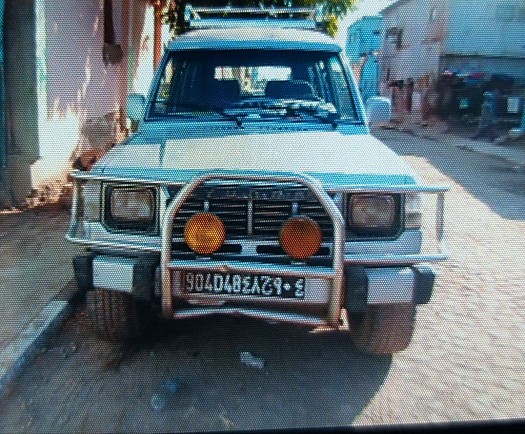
<box><xmin>185</xmin><ymin>5</ymin><xmax>320</xmax><ymax>30</ymax></box>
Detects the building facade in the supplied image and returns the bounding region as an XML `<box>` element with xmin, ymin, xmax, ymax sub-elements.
<box><xmin>378</xmin><ymin>0</ymin><xmax>525</xmax><ymax>116</ymax></box>
<box><xmin>379</xmin><ymin>0</ymin><xmax>447</xmax><ymax>89</ymax></box>
<box><xmin>1</xmin><ymin>0</ymin><xmax>159</xmax><ymax>208</ymax></box>
<box><xmin>443</xmin><ymin>0</ymin><xmax>525</xmax><ymax>79</ymax></box>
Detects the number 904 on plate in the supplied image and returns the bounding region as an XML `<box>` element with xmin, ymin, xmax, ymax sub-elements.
<box><xmin>182</xmin><ymin>271</ymin><xmax>306</xmax><ymax>299</ymax></box>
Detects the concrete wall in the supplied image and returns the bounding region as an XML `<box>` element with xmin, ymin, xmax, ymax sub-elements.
<box><xmin>0</xmin><ymin>0</ymin><xmax>154</xmax><ymax>207</ymax></box>
<box><xmin>1</xmin><ymin>0</ymin><xmax>39</xmax><ymax>206</ymax></box>
<box><xmin>31</xmin><ymin>0</ymin><xmax>152</xmax><ymax>188</ymax></box>
<box><xmin>43</xmin><ymin>1</ymin><xmax>123</xmax><ymax>118</ymax></box>
<box><xmin>0</xmin><ymin>0</ymin><xmax>5</xmax><ymax>171</ymax></box>
<box><xmin>379</xmin><ymin>0</ymin><xmax>449</xmax><ymax>83</ymax></box>
<box><xmin>446</xmin><ymin>0</ymin><xmax>525</xmax><ymax>59</ymax></box>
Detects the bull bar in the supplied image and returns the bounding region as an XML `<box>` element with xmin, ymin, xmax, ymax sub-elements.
<box><xmin>67</xmin><ymin>170</ymin><xmax>449</xmax><ymax>329</ymax></box>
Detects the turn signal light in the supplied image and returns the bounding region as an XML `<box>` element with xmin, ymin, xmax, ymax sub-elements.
<box><xmin>279</xmin><ymin>216</ymin><xmax>322</xmax><ymax>260</ymax></box>
<box><xmin>184</xmin><ymin>213</ymin><xmax>226</xmax><ymax>255</ymax></box>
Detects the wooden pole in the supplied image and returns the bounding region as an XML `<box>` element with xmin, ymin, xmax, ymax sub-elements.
<box><xmin>153</xmin><ymin>0</ymin><xmax>167</xmax><ymax>70</ymax></box>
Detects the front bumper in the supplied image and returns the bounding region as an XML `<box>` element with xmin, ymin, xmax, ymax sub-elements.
<box><xmin>75</xmin><ymin>253</ymin><xmax>436</xmax><ymax>324</ymax></box>
<box><xmin>68</xmin><ymin>170</ymin><xmax>448</xmax><ymax>329</ymax></box>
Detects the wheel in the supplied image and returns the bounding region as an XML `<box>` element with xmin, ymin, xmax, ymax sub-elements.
<box><xmin>350</xmin><ymin>303</ymin><xmax>416</xmax><ymax>355</ymax></box>
<box><xmin>86</xmin><ymin>289</ymin><xmax>150</xmax><ymax>341</ymax></box>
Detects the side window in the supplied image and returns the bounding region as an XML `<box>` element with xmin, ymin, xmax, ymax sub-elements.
<box><xmin>307</xmin><ymin>64</ymin><xmax>324</xmax><ymax>101</ymax></box>
<box><xmin>152</xmin><ymin>58</ymin><xmax>175</xmax><ymax>114</ymax></box>
<box><xmin>316</xmin><ymin>60</ymin><xmax>333</xmax><ymax>103</ymax></box>
<box><xmin>328</xmin><ymin>57</ymin><xmax>356</xmax><ymax>120</ymax></box>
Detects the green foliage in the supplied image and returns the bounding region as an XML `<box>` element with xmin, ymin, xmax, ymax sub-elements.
<box><xmin>163</xmin><ymin>0</ymin><xmax>358</xmax><ymax>37</ymax></box>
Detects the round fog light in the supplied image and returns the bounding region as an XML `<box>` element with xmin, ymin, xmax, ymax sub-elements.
<box><xmin>279</xmin><ymin>216</ymin><xmax>322</xmax><ymax>260</ymax></box>
<box><xmin>184</xmin><ymin>212</ymin><xmax>226</xmax><ymax>255</ymax></box>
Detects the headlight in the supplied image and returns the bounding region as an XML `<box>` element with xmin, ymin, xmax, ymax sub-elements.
<box><xmin>349</xmin><ymin>194</ymin><xmax>398</xmax><ymax>235</ymax></box>
<box><xmin>279</xmin><ymin>216</ymin><xmax>322</xmax><ymax>260</ymax></box>
<box><xmin>105</xmin><ymin>185</ymin><xmax>157</xmax><ymax>231</ymax></box>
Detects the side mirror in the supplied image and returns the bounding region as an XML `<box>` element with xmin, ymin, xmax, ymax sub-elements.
<box><xmin>126</xmin><ymin>94</ymin><xmax>146</xmax><ymax>122</ymax></box>
<box><xmin>366</xmin><ymin>96</ymin><xmax>391</xmax><ymax>124</ymax></box>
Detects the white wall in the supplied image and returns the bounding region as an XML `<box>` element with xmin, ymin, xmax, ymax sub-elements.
<box><xmin>380</xmin><ymin>0</ymin><xmax>449</xmax><ymax>82</ymax></box>
<box><xmin>32</xmin><ymin>0</ymin><xmax>150</xmax><ymax>186</ymax></box>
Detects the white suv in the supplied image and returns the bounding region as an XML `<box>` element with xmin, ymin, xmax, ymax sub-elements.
<box><xmin>67</xmin><ymin>8</ymin><xmax>448</xmax><ymax>355</ymax></box>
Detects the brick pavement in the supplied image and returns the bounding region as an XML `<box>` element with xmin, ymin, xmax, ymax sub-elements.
<box><xmin>356</xmin><ymin>128</ymin><xmax>525</xmax><ymax>423</ymax></box>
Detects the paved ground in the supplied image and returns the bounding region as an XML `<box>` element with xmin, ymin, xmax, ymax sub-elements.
<box><xmin>0</xmin><ymin>207</ymin><xmax>80</xmax><ymax>352</ymax></box>
<box><xmin>1</xmin><ymin>128</ymin><xmax>524</xmax><ymax>431</ymax></box>
<box><xmin>0</xmin><ymin>206</ymin><xmax>82</xmax><ymax>396</ymax></box>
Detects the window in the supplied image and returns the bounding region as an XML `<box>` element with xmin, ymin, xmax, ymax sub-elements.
<box><xmin>386</xmin><ymin>27</ymin><xmax>403</xmax><ymax>50</ymax></box>
<box><xmin>151</xmin><ymin>57</ymin><xmax>175</xmax><ymax>114</ymax></box>
<box><xmin>148</xmin><ymin>50</ymin><xmax>358</xmax><ymax>121</ymax></box>
<box><xmin>214</xmin><ymin>66</ymin><xmax>292</xmax><ymax>96</ymax></box>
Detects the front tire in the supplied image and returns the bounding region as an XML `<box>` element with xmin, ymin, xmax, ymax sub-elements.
<box><xmin>86</xmin><ymin>289</ymin><xmax>149</xmax><ymax>342</ymax></box>
<box><xmin>350</xmin><ymin>303</ymin><xmax>416</xmax><ymax>355</ymax></box>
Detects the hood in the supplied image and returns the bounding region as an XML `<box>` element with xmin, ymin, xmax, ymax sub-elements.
<box><xmin>95</xmin><ymin>130</ymin><xmax>416</xmax><ymax>188</ymax></box>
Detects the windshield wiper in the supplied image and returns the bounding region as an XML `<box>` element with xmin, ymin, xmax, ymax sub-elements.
<box><xmin>283</xmin><ymin>102</ymin><xmax>341</xmax><ymax>129</ymax></box>
<box><xmin>172</xmin><ymin>104</ymin><xmax>243</xmax><ymax>127</ymax></box>
<box><xmin>226</xmin><ymin>99</ymin><xmax>341</xmax><ymax>127</ymax></box>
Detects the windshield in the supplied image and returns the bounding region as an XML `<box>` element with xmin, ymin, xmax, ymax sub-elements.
<box><xmin>148</xmin><ymin>49</ymin><xmax>359</xmax><ymax>123</ymax></box>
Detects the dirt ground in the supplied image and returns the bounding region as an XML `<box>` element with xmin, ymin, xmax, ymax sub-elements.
<box><xmin>1</xmin><ymin>307</ymin><xmax>391</xmax><ymax>432</ymax></box>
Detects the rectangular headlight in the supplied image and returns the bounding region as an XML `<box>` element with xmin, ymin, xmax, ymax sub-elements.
<box><xmin>105</xmin><ymin>185</ymin><xmax>157</xmax><ymax>231</ymax></box>
<box><xmin>349</xmin><ymin>194</ymin><xmax>397</xmax><ymax>232</ymax></box>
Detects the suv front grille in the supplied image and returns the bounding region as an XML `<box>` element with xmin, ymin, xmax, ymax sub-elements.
<box><xmin>252</xmin><ymin>201</ymin><xmax>292</xmax><ymax>236</ymax></box>
<box><xmin>173</xmin><ymin>197</ymin><xmax>205</xmax><ymax>234</ymax></box>
<box><xmin>170</xmin><ymin>186</ymin><xmax>333</xmax><ymax>240</ymax></box>
<box><xmin>209</xmin><ymin>199</ymin><xmax>248</xmax><ymax>236</ymax></box>
<box><xmin>298</xmin><ymin>200</ymin><xmax>333</xmax><ymax>238</ymax></box>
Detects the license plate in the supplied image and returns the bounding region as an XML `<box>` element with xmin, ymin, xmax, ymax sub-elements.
<box><xmin>181</xmin><ymin>272</ymin><xmax>305</xmax><ymax>299</ymax></box>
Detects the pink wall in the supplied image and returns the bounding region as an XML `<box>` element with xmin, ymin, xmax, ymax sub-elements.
<box><xmin>31</xmin><ymin>0</ymin><xmax>150</xmax><ymax>187</ymax></box>
<box><xmin>44</xmin><ymin>0</ymin><xmax>148</xmax><ymax>119</ymax></box>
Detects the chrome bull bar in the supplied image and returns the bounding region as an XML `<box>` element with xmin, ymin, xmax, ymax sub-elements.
<box><xmin>66</xmin><ymin>170</ymin><xmax>449</xmax><ymax>328</ymax></box>
<box><xmin>160</xmin><ymin>172</ymin><xmax>346</xmax><ymax>327</ymax></box>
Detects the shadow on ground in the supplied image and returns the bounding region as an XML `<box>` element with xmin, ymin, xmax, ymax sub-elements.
<box><xmin>0</xmin><ymin>308</ymin><xmax>391</xmax><ymax>432</ymax></box>
<box><xmin>372</xmin><ymin>127</ymin><xmax>525</xmax><ymax>221</ymax></box>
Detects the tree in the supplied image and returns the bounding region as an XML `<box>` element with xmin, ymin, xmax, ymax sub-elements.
<box><xmin>163</xmin><ymin>0</ymin><xmax>359</xmax><ymax>37</ymax></box>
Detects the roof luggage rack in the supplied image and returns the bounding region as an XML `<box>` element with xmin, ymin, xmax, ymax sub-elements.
<box><xmin>185</xmin><ymin>4</ymin><xmax>320</xmax><ymax>30</ymax></box>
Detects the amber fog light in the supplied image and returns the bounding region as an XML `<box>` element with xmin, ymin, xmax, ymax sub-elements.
<box><xmin>279</xmin><ymin>216</ymin><xmax>322</xmax><ymax>260</ymax></box>
<box><xmin>184</xmin><ymin>213</ymin><xmax>226</xmax><ymax>255</ymax></box>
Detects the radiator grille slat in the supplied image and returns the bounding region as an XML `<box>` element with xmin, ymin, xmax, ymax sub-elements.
<box><xmin>298</xmin><ymin>200</ymin><xmax>333</xmax><ymax>238</ymax></box>
<box><xmin>253</xmin><ymin>201</ymin><xmax>292</xmax><ymax>236</ymax></box>
<box><xmin>173</xmin><ymin>199</ymin><xmax>205</xmax><ymax>235</ymax></box>
<box><xmin>209</xmin><ymin>200</ymin><xmax>248</xmax><ymax>235</ymax></box>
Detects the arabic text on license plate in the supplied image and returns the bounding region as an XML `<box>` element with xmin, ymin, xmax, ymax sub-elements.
<box><xmin>182</xmin><ymin>272</ymin><xmax>305</xmax><ymax>299</ymax></box>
